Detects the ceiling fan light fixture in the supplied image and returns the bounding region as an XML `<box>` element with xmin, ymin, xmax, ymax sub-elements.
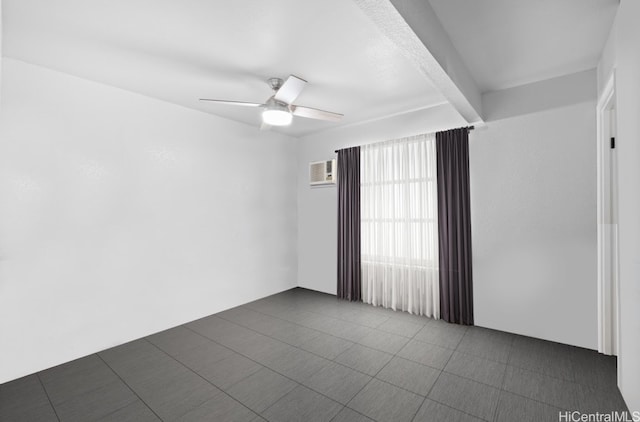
<box><xmin>262</xmin><ymin>105</ymin><xmax>292</xmax><ymax>126</ymax></box>
<box><xmin>262</xmin><ymin>109</ymin><xmax>292</xmax><ymax>126</ymax></box>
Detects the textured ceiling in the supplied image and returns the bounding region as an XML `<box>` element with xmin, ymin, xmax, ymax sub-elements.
<box><xmin>3</xmin><ymin>0</ymin><xmax>448</xmax><ymax>137</ymax></box>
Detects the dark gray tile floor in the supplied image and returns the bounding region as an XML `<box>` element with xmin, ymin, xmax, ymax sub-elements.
<box><xmin>0</xmin><ymin>288</ymin><xmax>628</xmax><ymax>422</ymax></box>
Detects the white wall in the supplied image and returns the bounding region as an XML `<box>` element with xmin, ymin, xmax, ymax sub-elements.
<box><xmin>297</xmin><ymin>104</ymin><xmax>466</xmax><ymax>294</ymax></box>
<box><xmin>1</xmin><ymin>0</ymin><xmax>3</xmax><ymax>100</ymax></box>
<box><xmin>0</xmin><ymin>59</ymin><xmax>298</xmax><ymax>383</ymax></box>
<box><xmin>482</xmin><ymin>69</ymin><xmax>596</xmax><ymax>122</ymax></box>
<box><xmin>598</xmin><ymin>1</ymin><xmax>640</xmax><ymax>411</ymax></box>
<box><xmin>597</xmin><ymin>24</ymin><xmax>616</xmax><ymax>97</ymax></box>
<box><xmin>470</xmin><ymin>101</ymin><xmax>597</xmax><ymax>350</ymax></box>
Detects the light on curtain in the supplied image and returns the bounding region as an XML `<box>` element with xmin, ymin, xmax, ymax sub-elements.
<box><xmin>361</xmin><ymin>134</ymin><xmax>439</xmax><ymax>317</ymax></box>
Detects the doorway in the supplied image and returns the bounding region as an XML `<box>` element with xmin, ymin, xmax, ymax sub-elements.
<box><xmin>596</xmin><ymin>72</ymin><xmax>619</xmax><ymax>357</ymax></box>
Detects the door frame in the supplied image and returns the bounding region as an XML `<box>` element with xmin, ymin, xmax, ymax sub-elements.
<box><xmin>596</xmin><ymin>71</ymin><xmax>619</xmax><ymax>356</ymax></box>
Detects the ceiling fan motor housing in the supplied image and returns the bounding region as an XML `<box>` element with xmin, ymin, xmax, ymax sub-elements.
<box><xmin>264</xmin><ymin>96</ymin><xmax>290</xmax><ymax>110</ymax></box>
<box><xmin>268</xmin><ymin>77</ymin><xmax>284</xmax><ymax>92</ymax></box>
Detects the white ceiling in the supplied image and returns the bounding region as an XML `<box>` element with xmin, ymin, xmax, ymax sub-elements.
<box><xmin>2</xmin><ymin>0</ymin><xmax>448</xmax><ymax>137</ymax></box>
<box><xmin>428</xmin><ymin>0</ymin><xmax>618</xmax><ymax>92</ymax></box>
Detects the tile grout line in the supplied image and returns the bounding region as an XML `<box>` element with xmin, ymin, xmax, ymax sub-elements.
<box><xmin>339</xmin><ymin>338</ymin><xmax>401</xmax><ymax>419</ymax></box>
<box><xmin>247</xmin><ymin>301</ymin><xmax>607</xmax><ymax>393</ymax></box>
<box><xmin>159</xmin><ymin>337</ymin><xmax>269</xmax><ymax>390</ymax></box>
<box><xmin>142</xmin><ymin>338</ymin><xmax>267</xmax><ymax>420</ymax></box>
<box><xmin>267</xmin><ymin>288</ymin><xmax>461</xmax><ymax>328</ymax></box>
<box><xmin>449</xmin><ymin>328</ymin><xmax>565</xmax><ymax>420</ymax></box>
<box><xmin>327</xmin><ymin>404</ymin><xmax>372</xmax><ymax>422</ymax></box>
<box><xmin>174</xmin><ymin>298</ymin><xmax>620</xmax><ymax>419</ymax></box>
<box><xmin>255</xmin><ymin>300</ymin><xmax>431</xmax><ymax>332</ymax></box>
<box><xmin>407</xmin><ymin>324</ymin><xmax>562</xmax><ymax>422</ymax></box>
<box><xmin>35</xmin><ymin>373</ymin><xmax>61</xmax><ymax>422</ymax></box>
<box><xmin>234</xmin><ymin>305</ymin><xmax>388</xmax><ymax>347</ymax></box>
<box><xmin>219</xmin><ymin>304</ymin><xmax>423</xmax><ymax>363</ymax></box>
<box><xmin>95</xmin><ymin>353</ymin><xmax>166</xmax><ymax>422</ymax></box>
<box><xmin>4</xmin><ymin>289</ymin><xmax>616</xmax><ymax>421</ymax></box>
<box><xmin>259</xmin><ymin>289</ymin><xmax>620</xmax><ymax>370</ymax></box>
<box><xmin>248</xmin><ymin>301</ymin><xmax>479</xmax><ymax>355</ymax></box>
<box><xmin>36</xmin><ymin>357</ymin><xmax>144</xmax><ymax>420</ymax></box>
<box><xmin>491</xmin><ymin>337</ymin><xmax>515</xmax><ymax>422</ymax></box>
<box><xmin>245</xmin><ymin>302</ymin><xmax>388</xmax><ymax>332</ymax></box>
<box><xmin>219</xmin><ymin>300</ymin><xmax>525</xmax><ymax>419</ymax></box>
<box><xmin>190</xmin><ymin>303</ymin><xmax>593</xmax><ymax>417</ymax></box>
<box><xmin>212</xmin><ymin>311</ymin><xmax>400</xmax><ymax>379</ymax></box>
<box><xmin>218</xmin><ymin>308</ymin><xmax>348</xmax><ymax>350</ymax></box>
<box><xmin>194</xmin><ymin>314</ymin><xmax>348</xmax><ymax>380</ymax></box>
<box><xmin>409</xmin><ymin>330</ymin><xmax>462</xmax><ymax>422</ymax></box>
<box><xmin>342</xmin><ymin>308</ymin><xmax>452</xmax><ymax>421</ymax></box>
<box><xmin>288</xmin><ymin>291</ymin><xmax>586</xmax><ymax>416</ymax></box>
<box><xmin>453</xmin><ymin>330</ymin><xmax>566</xmax><ymax>420</ymax></box>
<box><xmin>248</xmin><ymin>295</ymin><xmax>611</xmax><ymax>391</ymax></box>
<box><xmin>158</xmin><ymin>292</ymin><xmax>617</xmax><ymax>418</ymax></box>
<box><xmin>257</xmin><ymin>381</ymin><xmax>342</xmax><ymax>422</ymax></box>
<box><xmin>245</xmin><ymin>296</ymin><xmax>429</xmax><ymax>334</ymax></box>
<box><xmin>257</xmin><ymin>297</ymin><xmax>397</xmax><ymax>330</ymax></box>
<box><xmin>330</xmin><ymin>329</ymin><xmax>480</xmax><ymax>421</ymax></box>
<box><xmin>146</xmin><ymin>336</ymin><xmax>266</xmax><ymax>393</ymax></box>
<box><xmin>446</xmin><ymin>328</ymin><xmax>490</xmax><ymax>421</ymax></box>
<box><xmin>215</xmin><ymin>307</ymin><xmax>440</xmax><ymax>401</ymax></box>
<box><xmin>178</xmin><ymin>326</ymin><xmax>353</xmax><ymax>419</ymax></box>
<box><xmin>500</xmin><ymin>334</ymin><xmax>619</xmax><ymax>390</ymax></box>
<box><xmin>179</xmin><ymin>320</ymin><xmax>336</xmax><ymax>377</ymax></box>
<box><xmin>264</xmin><ymin>294</ymin><xmax>413</xmax><ymax>422</ymax></box>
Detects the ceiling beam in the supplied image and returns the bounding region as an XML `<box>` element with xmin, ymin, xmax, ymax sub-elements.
<box><xmin>354</xmin><ymin>0</ymin><xmax>483</xmax><ymax>124</ymax></box>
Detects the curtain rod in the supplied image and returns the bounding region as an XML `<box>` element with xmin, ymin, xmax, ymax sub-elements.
<box><xmin>334</xmin><ymin>126</ymin><xmax>474</xmax><ymax>153</ymax></box>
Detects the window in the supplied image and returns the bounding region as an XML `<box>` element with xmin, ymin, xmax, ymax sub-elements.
<box><xmin>360</xmin><ymin>133</ymin><xmax>439</xmax><ymax>316</ymax></box>
<box><xmin>361</xmin><ymin>135</ymin><xmax>438</xmax><ymax>268</ymax></box>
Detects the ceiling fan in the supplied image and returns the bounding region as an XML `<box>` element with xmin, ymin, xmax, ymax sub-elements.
<box><xmin>200</xmin><ymin>75</ymin><xmax>343</xmax><ymax>128</ymax></box>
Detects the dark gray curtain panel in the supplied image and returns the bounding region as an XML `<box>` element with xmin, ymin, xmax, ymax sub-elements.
<box><xmin>337</xmin><ymin>146</ymin><xmax>361</xmax><ymax>301</ymax></box>
<box><xmin>436</xmin><ymin>128</ymin><xmax>474</xmax><ymax>325</ymax></box>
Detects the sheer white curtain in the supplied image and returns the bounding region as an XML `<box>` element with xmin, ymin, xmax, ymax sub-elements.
<box><xmin>361</xmin><ymin>133</ymin><xmax>439</xmax><ymax>317</ymax></box>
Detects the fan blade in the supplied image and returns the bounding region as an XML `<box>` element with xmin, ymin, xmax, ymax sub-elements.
<box><xmin>199</xmin><ymin>99</ymin><xmax>263</xmax><ymax>107</ymax></box>
<box><xmin>274</xmin><ymin>75</ymin><xmax>307</xmax><ymax>104</ymax></box>
<box><xmin>292</xmin><ymin>105</ymin><xmax>343</xmax><ymax>122</ymax></box>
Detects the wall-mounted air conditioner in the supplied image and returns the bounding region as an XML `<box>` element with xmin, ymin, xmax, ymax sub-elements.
<box><xmin>309</xmin><ymin>159</ymin><xmax>337</xmax><ymax>186</ymax></box>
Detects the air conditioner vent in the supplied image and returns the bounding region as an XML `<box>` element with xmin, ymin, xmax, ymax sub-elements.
<box><xmin>309</xmin><ymin>159</ymin><xmax>337</xmax><ymax>186</ymax></box>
